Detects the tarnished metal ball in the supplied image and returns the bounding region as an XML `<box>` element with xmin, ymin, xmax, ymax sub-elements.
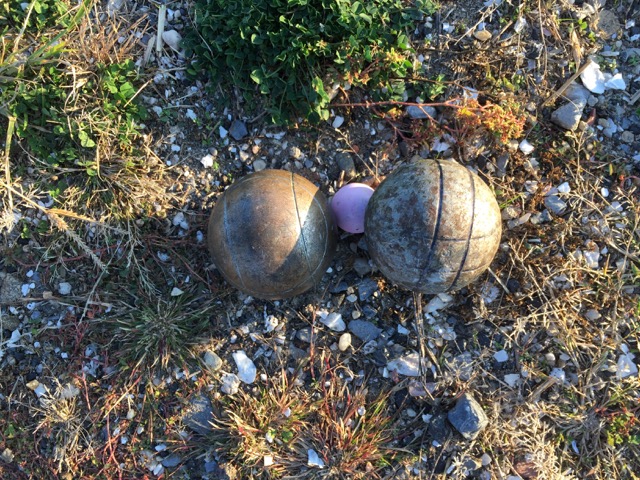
<box><xmin>365</xmin><ymin>159</ymin><xmax>502</xmax><ymax>294</ymax></box>
<box><xmin>208</xmin><ymin>170</ymin><xmax>337</xmax><ymax>300</ymax></box>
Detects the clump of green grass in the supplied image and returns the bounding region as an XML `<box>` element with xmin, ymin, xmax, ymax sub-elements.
<box><xmin>108</xmin><ymin>293</ymin><xmax>214</xmax><ymax>373</ymax></box>
<box><xmin>184</xmin><ymin>0</ymin><xmax>437</xmax><ymax>124</ymax></box>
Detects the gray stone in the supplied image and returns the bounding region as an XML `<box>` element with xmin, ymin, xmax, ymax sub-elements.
<box><xmin>448</xmin><ymin>352</ymin><xmax>475</xmax><ymax>381</ymax></box>
<box><xmin>353</xmin><ymin>257</ymin><xmax>373</xmax><ymax>277</ymax></box>
<box><xmin>296</xmin><ymin>327</ymin><xmax>313</xmax><ymax>343</ymax></box>
<box><xmin>473</xmin><ymin>29</ymin><xmax>492</xmax><ymax>42</ymax></box>
<box><xmin>564</xmin><ymin>83</ymin><xmax>590</xmax><ymax>104</ymax></box>
<box><xmin>161</xmin><ymin>454</ymin><xmax>181</xmax><ymax>468</ymax></box>
<box><xmin>550</xmin><ymin>101</ymin><xmax>585</xmax><ymax>131</ymax></box>
<box><xmin>544</xmin><ymin>195</ymin><xmax>567</xmax><ymax>215</ymax></box>
<box><xmin>357</xmin><ymin>278</ymin><xmax>378</xmax><ymax>302</ymax></box>
<box><xmin>447</xmin><ymin>393</ymin><xmax>488</xmax><ymax>440</ymax></box>
<box><xmin>229</xmin><ymin>120</ymin><xmax>248</xmax><ymax>141</ymax></box>
<box><xmin>335</xmin><ymin>152</ymin><xmax>356</xmax><ymax>177</ymax></box>
<box><xmin>407</xmin><ymin>105</ymin><xmax>437</xmax><ymax>119</ymax></box>
<box><xmin>203</xmin><ymin>350</ymin><xmax>223</xmax><ymax>371</ymax></box>
<box><xmin>348</xmin><ymin>320</ymin><xmax>382</xmax><ymax>342</ymax></box>
<box><xmin>0</xmin><ymin>273</ymin><xmax>23</xmax><ymax>304</ymax></box>
<box><xmin>182</xmin><ymin>394</ymin><xmax>214</xmax><ymax>435</ymax></box>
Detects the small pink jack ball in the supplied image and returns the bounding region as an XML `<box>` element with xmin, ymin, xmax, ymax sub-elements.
<box><xmin>331</xmin><ymin>183</ymin><xmax>375</xmax><ymax>234</ymax></box>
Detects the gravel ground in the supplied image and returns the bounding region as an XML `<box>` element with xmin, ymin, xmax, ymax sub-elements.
<box><xmin>1</xmin><ymin>0</ymin><xmax>640</xmax><ymax>479</ymax></box>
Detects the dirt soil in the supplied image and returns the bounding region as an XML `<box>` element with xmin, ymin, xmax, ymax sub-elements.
<box><xmin>1</xmin><ymin>0</ymin><xmax>639</xmax><ymax>479</ymax></box>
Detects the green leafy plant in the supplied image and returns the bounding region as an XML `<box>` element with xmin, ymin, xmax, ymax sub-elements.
<box><xmin>185</xmin><ymin>0</ymin><xmax>437</xmax><ymax>124</ymax></box>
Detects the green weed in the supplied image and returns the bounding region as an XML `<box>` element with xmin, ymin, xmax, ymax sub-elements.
<box><xmin>184</xmin><ymin>0</ymin><xmax>437</xmax><ymax>124</ymax></box>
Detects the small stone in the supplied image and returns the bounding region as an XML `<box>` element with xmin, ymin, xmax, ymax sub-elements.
<box><xmin>201</xmin><ymin>154</ymin><xmax>215</xmax><ymax>168</ymax></box>
<box><xmin>332</xmin><ymin>116</ymin><xmax>345</xmax><ymax>129</ymax></box>
<box><xmin>447</xmin><ymin>393</ymin><xmax>488</xmax><ymax>440</ymax></box>
<box><xmin>581</xmin><ymin>61</ymin><xmax>606</xmax><ymax>94</ymax></box>
<box><xmin>229</xmin><ymin>120</ymin><xmax>248</xmax><ymax>141</ymax></box>
<box><xmin>348</xmin><ymin>320</ymin><xmax>382</xmax><ymax>342</ymax></box>
<box><xmin>473</xmin><ymin>29</ymin><xmax>493</xmax><ymax>42</ymax></box>
<box><xmin>307</xmin><ymin>449</ymin><xmax>325</xmax><ymax>468</ymax></box>
<box><xmin>170</xmin><ymin>287</ymin><xmax>184</xmax><ymax>296</ymax></box>
<box><xmin>504</xmin><ymin>373</ymin><xmax>520</xmax><ymax>387</ymax></box>
<box><xmin>584</xmin><ymin>309</ymin><xmax>601</xmax><ymax>321</ymax></box>
<box><xmin>494</xmin><ymin>350</ymin><xmax>509</xmax><ymax>363</ymax></box>
<box><xmin>232</xmin><ymin>350</ymin><xmax>257</xmax><ymax>384</ymax></box>
<box><xmin>161</xmin><ymin>454</ymin><xmax>181</xmax><ymax>468</ymax></box>
<box><xmin>357</xmin><ymin>278</ymin><xmax>378</xmax><ymax>301</ymax></box>
<box><xmin>320</xmin><ymin>312</ymin><xmax>346</xmax><ymax>332</ymax></box>
<box><xmin>335</xmin><ymin>152</ymin><xmax>356</xmax><ymax>177</ymax></box>
<box><xmin>620</xmin><ymin>131</ymin><xmax>635</xmax><ymax>143</ymax></box>
<box><xmin>352</xmin><ymin>257</ymin><xmax>373</xmax><ymax>276</ymax></box>
<box><xmin>253</xmin><ymin>159</ymin><xmax>267</xmax><ymax>171</ymax></box>
<box><xmin>616</xmin><ymin>354</ymin><xmax>638</xmax><ymax>379</ymax></box>
<box><xmin>182</xmin><ymin>394</ymin><xmax>214</xmax><ymax>434</ymax></box>
<box><xmin>550</xmin><ymin>368</ymin><xmax>566</xmax><ymax>383</ymax></box>
<box><xmin>551</xmin><ymin>101</ymin><xmax>585</xmax><ymax>131</ymax></box>
<box><xmin>407</xmin><ymin>105</ymin><xmax>437</xmax><ymax>119</ymax></box>
<box><xmin>604</xmin><ymin>73</ymin><xmax>626</xmax><ymax>91</ymax></box>
<box><xmin>519</xmin><ymin>139</ymin><xmax>535</xmax><ymax>155</ymax></box>
<box><xmin>544</xmin><ymin>195</ymin><xmax>567</xmax><ymax>215</ymax></box>
<box><xmin>203</xmin><ymin>350</ymin><xmax>223</xmax><ymax>371</ymax></box>
<box><xmin>481</xmin><ymin>453</ymin><xmax>492</xmax><ymax>466</ymax></box>
<box><xmin>220</xmin><ymin>373</ymin><xmax>241</xmax><ymax>395</ymax></box>
<box><xmin>338</xmin><ymin>333</ymin><xmax>352</xmax><ymax>351</ymax></box>
<box><xmin>58</xmin><ymin>282</ymin><xmax>72</xmax><ymax>295</ymax></box>
<box><xmin>296</xmin><ymin>327</ymin><xmax>312</xmax><ymax>343</ymax></box>
<box><xmin>387</xmin><ymin>352</ymin><xmax>423</xmax><ymax>376</ymax></box>
<box><xmin>162</xmin><ymin>30</ymin><xmax>183</xmax><ymax>53</ymax></box>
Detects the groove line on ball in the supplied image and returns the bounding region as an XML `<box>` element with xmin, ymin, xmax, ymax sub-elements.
<box><xmin>447</xmin><ymin>168</ymin><xmax>476</xmax><ymax>292</ymax></box>
<box><xmin>290</xmin><ymin>172</ymin><xmax>314</xmax><ymax>281</ymax></box>
<box><xmin>417</xmin><ymin>160</ymin><xmax>444</xmax><ymax>286</ymax></box>
<box><xmin>223</xmin><ymin>193</ymin><xmax>247</xmax><ymax>291</ymax></box>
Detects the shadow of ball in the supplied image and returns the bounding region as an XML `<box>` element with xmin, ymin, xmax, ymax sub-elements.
<box><xmin>208</xmin><ymin>170</ymin><xmax>337</xmax><ymax>300</ymax></box>
<box><xmin>365</xmin><ymin>159</ymin><xmax>502</xmax><ymax>294</ymax></box>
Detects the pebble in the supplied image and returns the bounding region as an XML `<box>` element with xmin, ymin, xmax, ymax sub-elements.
<box><xmin>201</xmin><ymin>154</ymin><xmax>215</xmax><ymax>168</ymax></box>
<box><xmin>387</xmin><ymin>352</ymin><xmax>423</xmax><ymax>376</ymax></box>
<box><xmin>296</xmin><ymin>327</ymin><xmax>312</xmax><ymax>343</ymax></box>
<box><xmin>203</xmin><ymin>350</ymin><xmax>223</xmax><ymax>371</ymax></box>
<box><xmin>348</xmin><ymin>320</ymin><xmax>382</xmax><ymax>342</ymax></box>
<box><xmin>335</xmin><ymin>152</ymin><xmax>356</xmax><ymax>177</ymax></box>
<box><xmin>307</xmin><ymin>449</ymin><xmax>325</xmax><ymax>468</ymax></box>
<box><xmin>518</xmin><ymin>139</ymin><xmax>535</xmax><ymax>155</ymax></box>
<box><xmin>447</xmin><ymin>393</ymin><xmax>488</xmax><ymax>440</ymax></box>
<box><xmin>220</xmin><ymin>373</ymin><xmax>241</xmax><ymax>394</ymax></box>
<box><xmin>581</xmin><ymin>61</ymin><xmax>606</xmax><ymax>94</ymax></box>
<box><xmin>449</xmin><ymin>352</ymin><xmax>474</xmax><ymax>381</ymax></box>
<box><xmin>229</xmin><ymin>120</ymin><xmax>248</xmax><ymax>141</ymax></box>
<box><xmin>425</xmin><ymin>293</ymin><xmax>453</xmax><ymax>313</ymax></box>
<box><xmin>494</xmin><ymin>350</ymin><xmax>509</xmax><ymax>362</ymax></box>
<box><xmin>232</xmin><ymin>350</ymin><xmax>257</xmax><ymax>384</ymax></box>
<box><xmin>181</xmin><ymin>394</ymin><xmax>214</xmax><ymax>434</ymax></box>
<box><xmin>407</xmin><ymin>105</ymin><xmax>437</xmax><ymax>119</ymax></box>
<box><xmin>473</xmin><ymin>29</ymin><xmax>492</xmax><ymax>42</ymax></box>
<box><xmin>481</xmin><ymin>453</ymin><xmax>492</xmax><ymax>466</ymax></box>
<box><xmin>620</xmin><ymin>131</ymin><xmax>635</xmax><ymax>143</ymax></box>
<box><xmin>584</xmin><ymin>309</ymin><xmax>601</xmax><ymax>321</ymax></box>
<box><xmin>338</xmin><ymin>333</ymin><xmax>352</xmax><ymax>351</ymax></box>
<box><xmin>353</xmin><ymin>257</ymin><xmax>373</xmax><ymax>276</ymax></box>
<box><xmin>320</xmin><ymin>312</ymin><xmax>346</xmax><ymax>332</ymax></box>
<box><xmin>162</xmin><ymin>30</ymin><xmax>183</xmax><ymax>53</ymax></box>
<box><xmin>253</xmin><ymin>159</ymin><xmax>267</xmax><ymax>171</ymax></box>
<box><xmin>551</xmin><ymin>101</ymin><xmax>585</xmax><ymax>131</ymax></box>
<box><xmin>159</xmin><ymin>453</ymin><xmax>180</xmax><ymax>468</ymax></box>
<box><xmin>544</xmin><ymin>195</ymin><xmax>567</xmax><ymax>215</ymax></box>
<box><xmin>616</xmin><ymin>353</ymin><xmax>638</xmax><ymax>379</ymax></box>
<box><xmin>357</xmin><ymin>278</ymin><xmax>378</xmax><ymax>301</ymax></box>
<box><xmin>504</xmin><ymin>373</ymin><xmax>520</xmax><ymax>387</ymax></box>
<box><xmin>332</xmin><ymin>116</ymin><xmax>345</xmax><ymax>129</ymax></box>
<box><xmin>58</xmin><ymin>282</ymin><xmax>72</xmax><ymax>295</ymax></box>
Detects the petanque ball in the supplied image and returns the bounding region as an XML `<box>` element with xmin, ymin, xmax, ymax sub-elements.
<box><xmin>208</xmin><ymin>170</ymin><xmax>337</xmax><ymax>300</ymax></box>
<box><xmin>365</xmin><ymin>159</ymin><xmax>502</xmax><ymax>294</ymax></box>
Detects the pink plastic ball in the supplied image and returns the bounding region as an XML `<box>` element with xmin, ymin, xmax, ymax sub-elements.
<box><xmin>331</xmin><ymin>183</ymin><xmax>375</xmax><ymax>233</ymax></box>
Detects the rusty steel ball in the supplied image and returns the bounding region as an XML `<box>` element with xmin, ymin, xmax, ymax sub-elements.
<box><xmin>365</xmin><ymin>159</ymin><xmax>502</xmax><ymax>294</ymax></box>
<box><xmin>208</xmin><ymin>170</ymin><xmax>337</xmax><ymax>300</ymax></box>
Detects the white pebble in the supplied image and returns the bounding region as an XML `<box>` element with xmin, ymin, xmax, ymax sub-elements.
<box><xmin>170</xmin><ymin>287</ymin><xmax>184</xmax><ymax>296</ymax></box>
<box><xmin>162</xmin><ymin>30</ymin><xmax>183</xmax><ymax>53</ymax></box>
<box><xmin>320</xmin><ymin>312</ymin><xmax>345</xmax><ymax>332</ymax></box>
<box><xmin>494</xmin><ymin>350</ymin><xmax>509</xmax><ymax>362</ymax></box>
<box><xmin>519</xmin><ymin>139</ymin><xmax>535</xmax><ymax>155</ymax></box>
<box><xmin>338</xmin><ymin>333</ymin><xmax>352</xmax><ymax>351</ymax></box>
<box><xmin>233</xmin><ymin>350</ymin><xmax>257</xmax><ymax>384</ymax></box>
<box><xmin>332</xmin><ymin>116</ymin><xmax>345</xmax><ymax>129</ymax></box>
<box><xmin>201</xmin><ymin>154</ymin><xmax>215</xmax><ymax>168</ymax></box>
<box><xmin>504</xmin><ymin>373</ymin><xmax>520</xmax><ymax>387</ymax></box>
<box><xmin>307</xmin><ymin>449</ymin><xmax>325</xmax><ymax>468</ymax></box>
<box><xmin>58</xmin><ymin>282</ymin><xmax>72</xmax><ymax>295</ymax></box>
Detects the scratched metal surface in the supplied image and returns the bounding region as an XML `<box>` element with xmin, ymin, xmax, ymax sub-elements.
<box><xmin>208</xmin><ymin>170</ymin><xmax>337</xmax><ymax>299</ymax></box>
<box><xmin>365</xmin><ymin>158</ymin><xmax>502</xmax><ymax>294</ymax></box>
